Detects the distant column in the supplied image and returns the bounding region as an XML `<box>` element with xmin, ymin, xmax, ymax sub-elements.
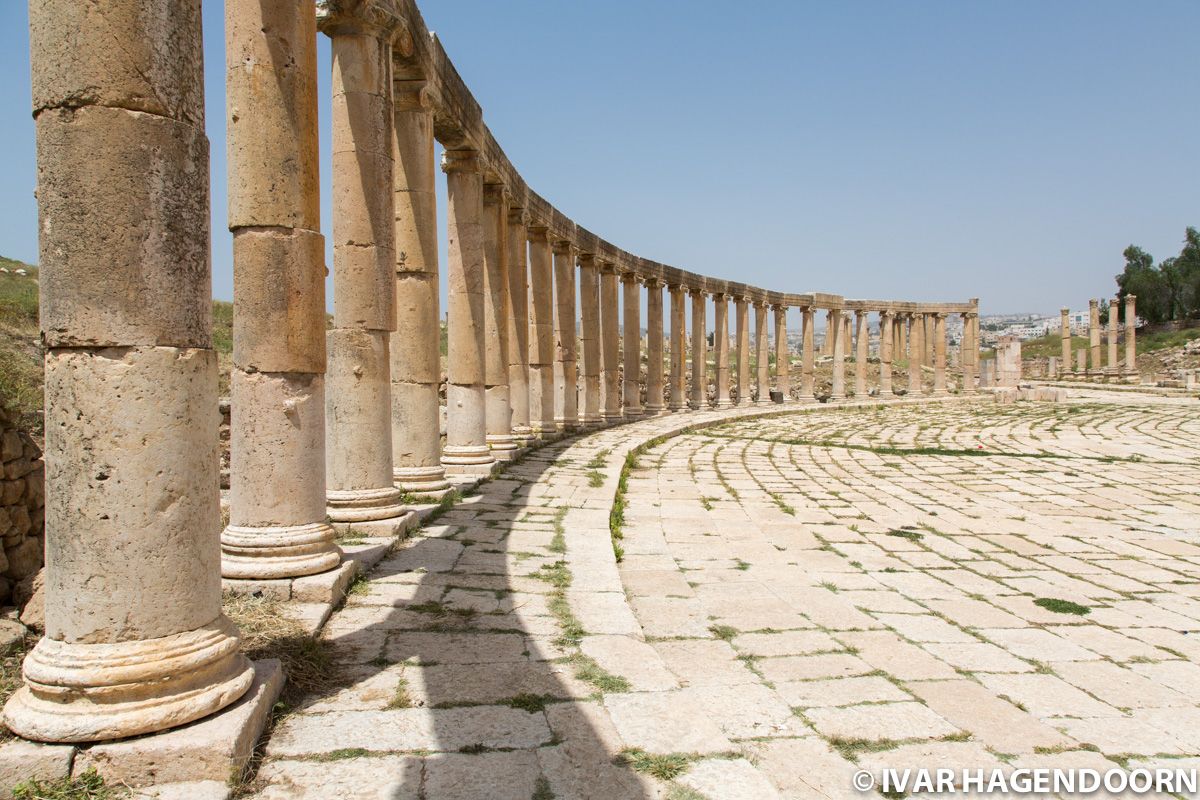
<box><xmin>713</xmin><ymin>293</ymin><xmax>732</xmax><ymax>408</ymax></box>
<box><xmin>622</xmin><ymin>273</ymin><xmax>644</xmax><ymax>417</ymax></box>
<box><xmin>600</xmin><ymin>263</ymin><xmax>622</xmax><ymax>421</ymax></box>
<box><xmin>830</xmin><ymin>308</ymin><xmax>846</xmax><ymax>400</ymax></box>
<box><xmin>553</xmin><ymin>241</ymin><xmax>578</xmax><ymax>430</ymax></box>
<box><xmin>669</xmin><ymin>284</ymin><xmax>687</xmax><ymax>411</ymax></box>
<box><xmin>1106</xmin><ymin>296</ymin><xmax>1119</xmax><ymax>376</ymax></box>
<box><xmin>1124</xmin><ymin>294</ymin><xmax>1137</xmax><ymax>376</ymax></box>
<box><xmin>754</xmin><ymin>301</ymin><xmax>770</xmax><ymax>404</ymax></box>
<box><xmin>961</xmin><ymin>312</ymin><xmax>977</xmax><ymax>393</ymax></box>
<box><xmin>690</xmin><ymin>288</ymin><xmax>707</xmax><ymax>409</ymax></box>
<box><xmin>774</xmin><ymin>305</ymin><xmax>790</xmax><ymax>400</ymax></box>
<box><xmin>1060</xmin><ymin>307</ymin><xmax>1071</xmax><ymax>375</ymax></box>
<box><xmin>441</xmin><ymin>150</ymin><xmax>494</xmax><ymax>472</ymax></box>
<box><xmin>800</xmin><ymin>305</ymin><xmax>816</xmax><ymax>402</ymax></box>
<box><xmin>482</xmin><ymin>185</ymin><xmax>516</xmax><ymax>458</ymax></box>
<box><xmin>645</xmin><ymin>279</ymin><xmax>665</xmax><ymax>414</ymax></box>
<box><xmin>855</xmin><ymin>310</ymin><xmax>869</xmax><ymax>396</ymax></box>
<box><xmin>734</xmin><ymin>295</ymin><xmax>750</xmax><ymax>405</ymax></box>
<box><xmin>932</xmin><ymin>313</ymin><xmax>948</xmax><ymax>395</ymax></box>
<box><xmin>528</xmin><ymin>226</ymin><xmax>556</xmax><ymax>433</ymax></box>
<box><xmin>1088</xmin><ymin>299</ymin><xmax>1101</xmax><ymax>374</ymax></box>
<box><xmin>908</xmin><ymin>313</ymin><xmax>924</xmax><ymax>394</ymax></box>
<box><xmin>578</xmin><ymin>254</ymin><xmax>602</xmax><ymax>426</ymax></box>
<box><xmin>879</xmin><ymin>311</ymin><xmax>893</xmax><ymax>395</ymax></box>
<box><xmin>506</xmin><ymin>207</ymin><xmax>534</xmax><ymax>443</ymax></box>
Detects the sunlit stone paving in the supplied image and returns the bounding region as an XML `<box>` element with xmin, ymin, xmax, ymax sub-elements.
<box><xmin>244</xmin><ymin>393</ymin><xmax>1200</xmax><ymax>798</ymax></box>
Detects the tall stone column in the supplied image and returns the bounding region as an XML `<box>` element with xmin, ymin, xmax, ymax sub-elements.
<box><xmin>506</xmin><ymin>208</ymin><xmax>534</xmax><ymax>443</ymax></box>
<box><xmin>622</xmin><ymin>273</ymin><xmax>644</xmax><ymax>417</ymax></box>
<box><xmin>578</xmin><ymin>254</ymin><xmax>602</xmax><ymax>426</ymax></box>
<box><xmin>959</xmin><ymin>312</ymin><xmax>974</xmax><ymax>392</ymax></box>
<box><xmin>879</xmin><ymin>311</ymin><xmax>893</xmax><ymax>395</ymax></box>
<box><xmin>1124</xmin><ymin>295</ymin><xmax>1137</xmax><ymax>376</ymax></box>
<box><xmin>855</xmin><ymin>310</ymin><xmax>869</xmax><ymax>396</ymax></box>
<box><xmin>734</xmin><ymin>296</ymin><xmax>750</xmax><ymax>406</ymax></box>
<box><xmin>7</xmin><ymin>0</ymin><xmax>255</xmax><ymax>741</ymax></box>
<box><xmin>1106</xmin><ymin>296</ymin><xmax>1119</xmax><ymax>375</ymax></box>
<box><xmin>391</xmin><ymin>82</ymin><xmax>451</xmax><ymax>493</ymax></box>
<box><xmin>441</xmin><ymin>150</ymin><xmax>494</xmax><ymax>471</ymax></box>
<box><xmin>1088</xmin><ymin>299</ymin><xmax>1101</xmax><ymax>374</ymax></box>
<box><xmin>690</xmin><ymin>289</ymin><xmax>708</xmax><ymax>409</ymax></box>
<box><xmin>223</xmin><ymin>0</ymin><xmax>339</xmax><ymax>578</ymax></box>
<box><xmin>1060</xmin><ymin>307</ymin><xmax>1071</xmax><ymax>374</ymax></box>
<box><xmin>667</xmin><ymin>284</ymin><xmax>686</xmax><ymax>411</ymax></box>
<box><xmin>800</xmin><ymin>306</ymin><xmax>816</xmax><ymax>402</ymax></box>
<box><xmin>830</xmin><ymin>309</ymin><xmax>846</xmax><ymax>400</ymax></box>
<box><xmin>482</xmin><ymin>185</ymin><xmax>516</xmax><ymax>457</ymax></box>
<box><xmin>600</xmin><ymin>264</ymin><xmax>622</xmax><ymax>421</ymax></box>
<box><xmin>844</xmin><ymin>315</ymin><xmax>854</xmax><ymax>361</ymax></box>
<box><xmin>908</xmin><ymin>313</ymin><xmax>924</xmax><ymax>394</ymax></box>
<box><xmin>528</xmin><ymin>226</ymin><xmax>556</xmax><ymax>433</ymax></box>
<box><xmin>932</xmin><ymin>313</ymin><xmax>948</xmax><ymax>395</ymax></box>
<box><xmin>713</xmin><ymin>293</ymin><xmax>732</xmax><ymax>408</ymax></box>
<box><xmin>774</xmin><ymin>305</ymin><xmax>790</xmax><ymax>401</ymax></box>
<box><xmin>553</xmin><ymin>241</ymin><xmax>579</xmax><ymax>430</ymax></box>
<box><xmin>645</xmin><ymin>279</ymin><xmax>665</xmax><ymax>414</ymax></box>
<box><xmin>923</xmin><ymin>314</ymin><xmax>934</xmax><ymax>367</ymax></box>
<box><xmin>755</xmin><ymin>301</ymin><xmax>771</xmax><ymax>404</ymax></box>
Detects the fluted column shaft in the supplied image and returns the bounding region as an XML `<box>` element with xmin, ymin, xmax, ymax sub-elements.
<box><xmin>669</xmin><ymin>285</ymin><xmax>687</xmax><ymax>410</ymax></box>
<box><xmin>800</xmin><ymin>306</ymin><xmax>816</xmax><ymax>401</ymax></box>
<box><xmin>755</xmin><ymin>302</ymin><xmax>771</xmax><ymax>404</ymax></box>
<box><xmin>1107</xmin><ymin>296</ymin><xmax>1119</xmax><ymax>375</ymax></box>
<box><xmin>830</xmin><ymin>309</ymin><xmax>846</xmax><ymax>400</ymax></box>
<box><xmin>713</xmin><ymin>293</ymin><xmax>732</xmax><ymax>408</ymax></box>
<box><xmin>482</xmin><ymin>185</ymin><xmax>515</xmax><ymax>456</ymax></box>
<box><xmin>908</xmin><ymin>314</ymin><xmax>924</xmax><ymax>394</ymax></box>
<box><xmin>506</xmin><ymin>209</ymin><xmax>533</xmax><ymax>441</ymax></box>
<box><xmin>774</xmin><ymin>306</ymin><xmax>790</xmax><ymax>400</ymax></box>
<box><xmin>222</xmin><ymin>1</ymin><xmax>339</xmax><ymax>578</ymax></box>
<box><xmin>391</xmin><ymin>82</ymin><xmax>451</xmax><ymax>493</ymax></box>
<box><xmin>622</xmin><ymin>274</ymin><xmax>644</xmax><ymax>417</ymax></box>
<box><xmin>579</xmin><ymin>255</ymin><xmax>602</xmax><ymax>425</ymax></box>
<box><xmin>735</xmin><ymin>297</ymin><xmax>750</xmax><ymax>405</ymax></box>
<box><xmin>855</xmin><ymin>311</ymin><xmax>868</xmax><ymax>396</ymax></box>
<box><xmin>1124</xmin><ymin>295</ymin><xmax>1137</xmax><ymax>375</ymax></box>
<box><xmin>646</xmin><ymin>280</ymin><xmax>665</xmax><ymax>413</ymax></box>
<box><xmin>690</xmin><ymin>290</ymin><xmax>707</xmax><ymax>409</ymax></box>
<box><xmin>441</xmin><ymin>150</ymin><xmax>494</xmax><ymax>470</ymax></box>
<box><xmin>601</xmin><ymin>265</ymin><xmax>622</xmax><ymax>420</ymax></box>
<box><xmin>553</xmin><ymin>242</ymin><xmax>578</xmax><ymax>429</ymax></box>
<box><xmin>933</xmin><ymin>313</ymin><xmax>948</xmax><ymax>395</ymax></box>
<box><xmin>1089</xmin><ymin>299</ymin><xmax>1101</xmax><ymax>373</ymax></box>
<box><xmin>879</xmin><ymin>311</ymin><xmax>893</xmax><ymax>395</ymax></box>
<box><xmin>528</xmin><ymin>227</ymin><xmax>556</xmax><ymax>432</ymax></box>
<box><xmin>1060</xmin><ymin>307</ymin><xmax>1071</xmax><ymax>374</ymax></box>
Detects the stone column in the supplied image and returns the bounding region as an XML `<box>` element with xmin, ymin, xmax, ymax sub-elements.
<box><xmin>830</xmin><ymin>309</ymin><xmax>846</xmax><ymax>400</ymax></box>
<box><xmin>844</xmin><ymin>315</ymin><xmax>854</xmax><ymax>361</ymax></box>
<box><xmin>391</xmin><ymin>82</ymin><xmax>452</xmax><ymax>493</ymax></box>
<box><xmin>622</xmin><ymin>273</ymin><xmax>644</xmax><ymax>417</ymax></box>
<box><xmin>645</xmin><ymin>279</ymin><xmax>665</xmax><ymax>414</ymax></box>
<box><xmin>553</xmin><ymin>241</ymin><xmax>579</xmax><ymax>430</ymax></box>
<box><xmin>908</xmin><ymin>313</ymin><xmax>924</xmax><ymax>394</ymax></box>
<box><xmin>690</xmin><ymin>289</ymin><xmax>708</xmax><ymax>409</ymax></box>
<box><xmin>505</xmin><ymin>208</ymin><xmax>534</xmax><ymax>443</ymax></box>
<box><xmin>879</xmin><ymin>311</ymin><xmax>894</xmax><ymax>395</ymax></box>
<box><xmin>482</xmin><ymin>185</ymin><xmax>516</xmax><ymax>457</ymax></box>
<box><xmin>669</xmin><ymin>284</ymin><xmax>687</xmax><ymax>411</ymax></box>
<box><xmin>713</xmin><ymin>293</ymin><xmax>732</xmax><ymax>408</ymax></box>
<box><xmin>1088</xmin><ymin>299</ymin><xmax>1101</xmax><ymax>374</ymax></box>
<box><xmin>1124</xmin><ymin>295</ymin><xmax>1137</xmax><ymax>376</ymax></box>
<box><xmin>855</xmin><ymin>310</ymin><xmax>869</xmax><ymax>396</ymax></box>
<box><xmin>961</xmin><ymin>312</ymin><xmax>977</xmax><ymax>393</ymax></box>
<box><xmin>1060</xmin><ymin>307</ymin><xmax>1071</xmax><ymax>374</ymax></box>
<box><xmin>734</xmin><ymin>296</ymin><xmax>750</xmax><ymax>406</ymax></box>
<box><xmin>600</xmin><ymin>264</ymin><xmax>622</xmax><ymax>421</ymax></box>
<box><xmin>441</xmin><ymin>150</ymin><xmax>494</xmax><ymax>472</ymax></box>
<box><xmin>755</xmin><ymin>301</ymin><xmax>771</xmax><ymax>404</ymax></box>
<box><xmin>223</xmin><ymin>1</ymin><xmax>340</xmax><ymax>578</ymax></box>
<box><xmin>578</xmin><ymin>254</ymin><xmax>602</xmax><ymax>425</ymax></box>
<box><xmin>800</xmin><ymin>306</ymin><xmax>816</xmax><ymax>402</ymax></box>
<box><xmin>7</xmin><ymin>0</ymin><xmax>255</xmax><ymax>742</ymax></box>
<box><xmin>932</xmin><ymin>313</ymin><xmax>948</xmax><ymax>395</ymax></box>
<box><xmin>528</xmin><ymin>226</ymin><xmax>556</xmax><ymax>433</ymax></box>
<box><xmin>1107</xmin><ymin>296</ymin><xmax>1119</xmax><ymax>375</ymax></box>
<box><xmin>923</xmin><ymin>314</ymin><xmax>935</xmax><ymax>368</ymax></box>
<box><xmin>774</xmin><ymin>305</ymin><xmax>790</xmax><ymax>401</ymax></box>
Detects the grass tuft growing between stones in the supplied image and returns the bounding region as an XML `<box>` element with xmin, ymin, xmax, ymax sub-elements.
<box><xmin>1033</xmin><ymin>597</ymin><xmax>1091</xmax><ymax>616</ymax></box>
<box><xmin>887</xmin><ymin>528</ymin><xmax>923</xmax><ymax>541</ymax></box>
<box><xmin>826</xmin><ymin>735</ymin><xmax>903</xmax><ymax>761</ymax></box>
<box><xmin>615</xmin><ymin>749</ymin><xmax>692</xmax><ymax>781</ymax></box>
<box><xmin>708</xmin><ymin>624</ymin><xmax>738</xmax><ymax>642</ymax></box>
<box><xmin>12</xmin><ymin>768</ymin><xmax>125</xmax><ymax>800</ymax></box>
<box><xmin>222</xmin><ymin>592</ymin><xmax>334</xmax><ymax>705</ymax></box>
<box><xmin>386</xmin><ymin>676</ymin><xmax>415</xmax><ymax>709</ymax></box>
<box><xmin>548</xmin><ymin>507</ymin><xmax>568</xmax><ymax>554</ymax></box>
<box><xmin>505</xmin><ymin>693</ymin><xmax>553</xmax><ymax>713</ymax></box>
<box><xmin>532</xmin><ymin>776</ymin><xmax>556</xmax><ymax>800</ymax></box>
<box><xmin>567</xmin><ymin>653</ymin><xmax>631</xmax><ymax>694</ymax></box>
<box><xmin>586</xmin><ymin>469</ymin><xmax>605</xmax><ymax>488</ymax></box>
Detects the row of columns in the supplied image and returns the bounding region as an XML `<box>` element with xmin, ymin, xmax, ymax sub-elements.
<box><xmin>1059</xmin><ymin>296</ymin><xmax>1137</xmax><ymax>376</ymax></box>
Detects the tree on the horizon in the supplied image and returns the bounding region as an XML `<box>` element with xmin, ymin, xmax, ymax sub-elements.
<box><xmin>1115</xmin><ymin>227</ymin><xmax>1200</xmax><ymax>325</ymax></box>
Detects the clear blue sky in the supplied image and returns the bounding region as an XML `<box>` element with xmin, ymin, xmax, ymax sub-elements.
<box><xmin>0</xmin><ymin>1</ymin><xmax>1195</xmax><ymax>316</ymax></box>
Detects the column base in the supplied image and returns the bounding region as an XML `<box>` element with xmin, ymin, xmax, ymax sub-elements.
<box><xmin>394</xmin><ymin>465</ymin><xmax>452</xmax><ymax>495</ymax></box>
<box><xmin>221</xmin><ymin>522</ymin><xmax>341</xmax><ymax>579</ymax></box>
<box><xmin>511</xmin><ymin>425</ymin><xmax>536</xmax><ymax>446</ymax></box>
<box><xmin>327</xmin><ymin>486</ymin><xmax>408</xmax><ymax>523</ymax></box>
<box><xmin>600</xmin><ymin>411</ymin><xmax>624</xmax><ymax>422</ymax></box>
<box><xmin>579</xmin><ymin>413</ymin><xmax>603</xmax><ymax>428</ymax></box>
<box><xmin>486</xmin><ymin>435</ymin><xmax>520</xmax><ymax>460</ymax></box>
<box><xmin>442</xmin><ymin>444</ymin><xmax>495</xmax><ymax>466</ymax></box>
<box><xmin>644</xmin><ymin>404</ymin><xmax>665</xmax><ymax>415</ymax></box>
<box><xmin>3</xmin><ymin>618</ymin><xmax>254</xmax><ymax>743</ymax></box>
<box><xmin>713</xmin><ymin>399</ymin><xmax>734</xmax><ymax>409</ymax></box>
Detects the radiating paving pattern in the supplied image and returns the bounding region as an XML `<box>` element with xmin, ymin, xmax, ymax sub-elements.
<box><xmin>620</xmin><ymin>395</ymin><xmax>1200</xmax><ymax>796</ymax></box>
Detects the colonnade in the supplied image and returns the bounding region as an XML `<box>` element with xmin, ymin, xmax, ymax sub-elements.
<box><xmin>1059</xmin><ymin>296</ymin><xmax>1137</xmax><ymax>377</ymax></box>
<box><xmin>8</xmin><ymin>0</ymin><xmax>979</xmax><ymax>744</ymax></box>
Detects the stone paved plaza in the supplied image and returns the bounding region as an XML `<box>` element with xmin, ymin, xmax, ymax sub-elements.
<box><xmin>243</xmin><ymin>391</ymin><xmax>1200</xmax><ymax>798</ymax></box>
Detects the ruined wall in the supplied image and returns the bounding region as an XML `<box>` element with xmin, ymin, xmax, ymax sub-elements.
<box><xmin>0</xmin><ymin>407</ymin><xmax>44</xmax><ymax>605</ymax></box>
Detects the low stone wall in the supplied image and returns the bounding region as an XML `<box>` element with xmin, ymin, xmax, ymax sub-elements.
<box><xmin>0</xmin><ymin>408</ymin><xmax>44</xmax><ymax>607</ymax></box>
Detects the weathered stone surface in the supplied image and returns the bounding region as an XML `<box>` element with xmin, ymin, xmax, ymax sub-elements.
<box><xmin>0</xmin><ymin>740</ymin><xmax>74</xmax><ymax>799</ymax></box>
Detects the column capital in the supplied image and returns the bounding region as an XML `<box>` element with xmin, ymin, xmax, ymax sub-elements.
<box><xmin>620</xmin><ymin>271</ymin><xmax>642</xmax><ymax>286</ymax></box>
<box><xmin>441</xmin><ymin>148</ymin><xmax>482</xmax><ymax>175</ymax></box>
<box><xmin>1125</xmin><ymin>293</ymin><xmax>1137</xmax><ymax>301</ymax></box>
<box><xmin>482</xmin><ymin>182</ymin><xmax>509</xmax><ymax>206</ymax></box>
<box><xmin>317</xmin><ymin>0</ymin><xmax>410</xmax><ymax>47</ymax></box>
<box><xmin>507</xmin><ymin>206</ymin><xmax>528</xmax><ymax>226</ymax></box>
<box><xmin>688</xmin><ymin>285</ymin><xmax>707</xmax><ymax>298</ymax></box>
<box><xmin>1089</xmin><ymin>298</ymin><xmax>1099</xmax><ymax>308</ymax></box>
<box><xmin>598</xmin><ymin>260</ymin><xmax>619</xmax><ymax>275</ymax></box>
<box><xmin>771</xmin><ymin>303</ymin><xmax>787</xmax><ymax>312</ymax></box>
<box><xmin>394</xmin><ymin>79</ymin><xmax>435</xmax><ymax>112</ymax></box>
<box><xmin>527</xmin><ymin>224</ymin><xmax>550</xmax><ymax>243</ymax></box>
<box><xmin>577</xmin><ymin>252</ymin><xmax>596</xmax><ymax>266</ymax></box>
<box><xmin>644</xmin><ymin>276</ymin><xmax>662</xmax><ymax>289</ymax></box>
<box><xmin>1061</xmin><ymin>306</ymin><xmax>1070</xmax><ymax>314</ymax></box>
<box><xmin>551</xmin><ymin>239</ymin><xmax>575</xmax><ymax>256</ymax></box>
